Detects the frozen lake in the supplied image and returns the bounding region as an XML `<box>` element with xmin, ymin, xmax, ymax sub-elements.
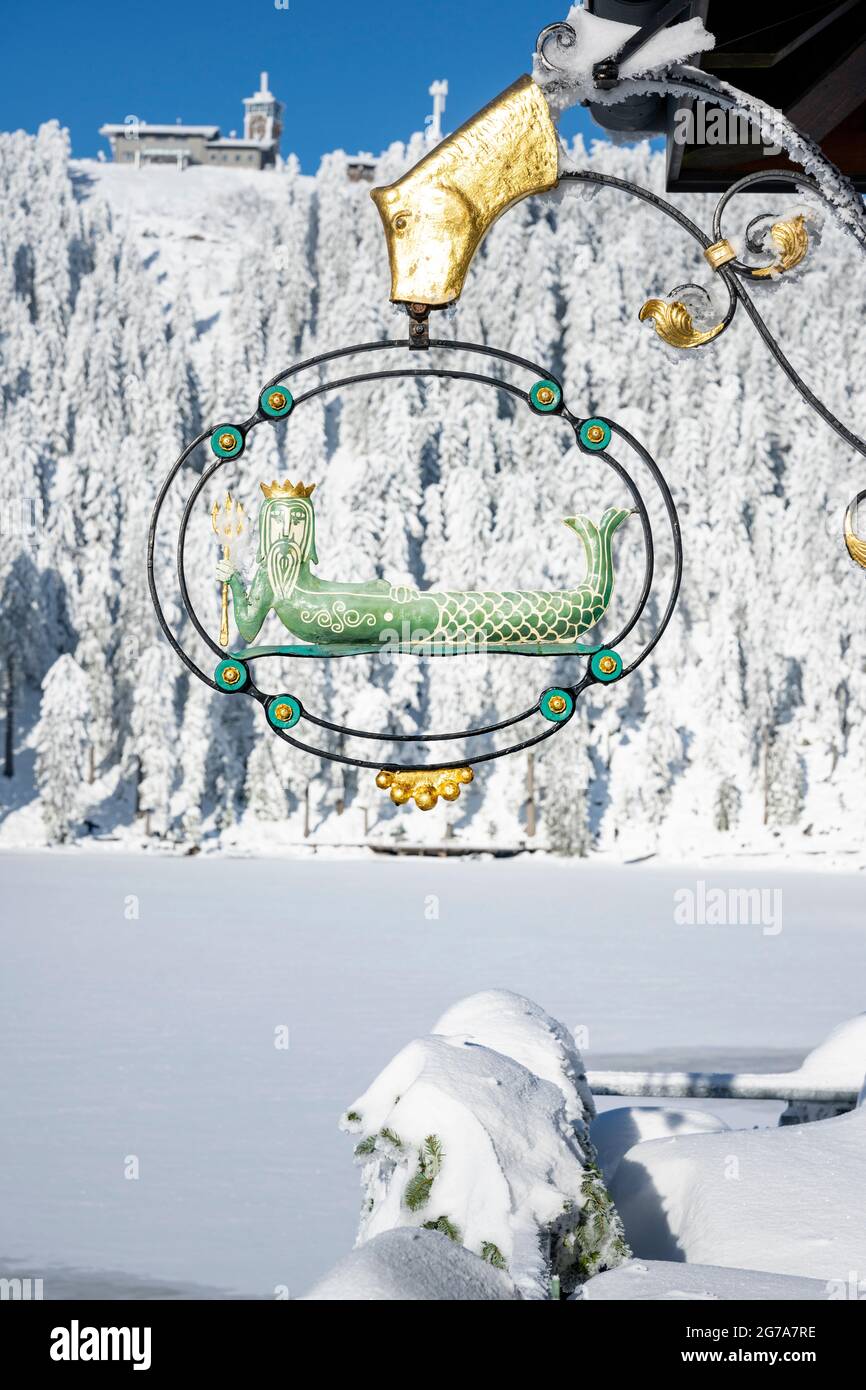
<box><xmin>1</xmin><ymin>851</ymin><xmax>864</xmax><ymax>1298</ymax></box>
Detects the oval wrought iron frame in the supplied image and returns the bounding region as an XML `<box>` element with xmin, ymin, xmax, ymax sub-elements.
<box><xmin>147</xmin><ymin>339</ymin><xmax>682</xmax><ymax>773</ymax></box>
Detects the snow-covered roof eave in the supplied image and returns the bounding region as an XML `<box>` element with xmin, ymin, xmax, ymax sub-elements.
<box><xmin>207</xmin><ymin>139</ymin><xmax>276</xmax><ymax>151</ymax></box>
<box><xmin>99</xmin><ymin>124</ymin><xmax>222</xmax><ymax>138</ymax></box>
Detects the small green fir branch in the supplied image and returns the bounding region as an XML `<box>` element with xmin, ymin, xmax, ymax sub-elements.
<box><xmin>421</xmin><ymin>1134</ymin><xmax>444</xmax><ymax>1177</ymax></box>
<box><xmin>481</xmin><ymin>1241</ymin><xmax>507</xmax><ymax>1269</ymax></box>
<box><xmin>403</xmin><ymin>1133</ymin><xmax>445</xmax><ymax>1211</ymax></box>
<box><xmin>422</xmin><ymin>1215</ymin><xmax>461</xmax><ymax>1243</ymax></box>
<box><xmin>404</xmin><ymin>1171</ymin><xmax>434</xmax><ymax>1211</ymax></box>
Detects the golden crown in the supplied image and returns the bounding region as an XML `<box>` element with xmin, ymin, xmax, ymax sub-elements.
<box><xmin>259</xmin><ymin>480</ymin><xmax>317</xmax><ymax>501</ymax></box>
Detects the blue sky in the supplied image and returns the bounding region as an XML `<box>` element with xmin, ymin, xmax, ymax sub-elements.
<box><xmin>3</xmin><ymin>0</ymin><xmax>607</xmax><ymax>169</ymax></box>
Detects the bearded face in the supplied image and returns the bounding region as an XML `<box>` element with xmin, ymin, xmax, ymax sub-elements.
<box><xmin>258</xmin><ymin>498</ymin><xmax>317</xmax><ymax>599</ymax></box>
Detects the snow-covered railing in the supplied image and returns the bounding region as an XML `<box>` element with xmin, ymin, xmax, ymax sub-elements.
<box><xmin>588</xmin><ymin>1014</ymin><xmax>866</xmax><ymax>1107</ymax></box>
<box><xmin>587</xmin><ymin>1071</ymin><xmax>857</xmax><ymax>1104</ymax></box>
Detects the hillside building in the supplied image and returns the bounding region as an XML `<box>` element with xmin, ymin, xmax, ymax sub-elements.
<box><xmin>99</xmin><ymin>73</ymin><xmax>283</xmax><ymax>171</ymax></box>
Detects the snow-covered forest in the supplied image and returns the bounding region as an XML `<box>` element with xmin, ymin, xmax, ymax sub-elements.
<box><xmin>1</xmin><ymin>119</ymin><xmax>864</xmax><ymax>857</ymax></box>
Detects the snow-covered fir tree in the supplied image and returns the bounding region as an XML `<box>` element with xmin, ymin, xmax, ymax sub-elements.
<box><xmin>35</xmin><ymin>654</ymin><xmax>91</xmax><ymax>843</ymax></box>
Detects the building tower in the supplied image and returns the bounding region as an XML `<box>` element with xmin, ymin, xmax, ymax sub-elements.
<box><xmin>426</xmin><ymin>80</ymin><xmax>448</xmax><ymax>145</ymax></box>
<box><xmin>243</xmin><ymin>72</ymin><xmax>284</xmax><ymax>149</ymax></box>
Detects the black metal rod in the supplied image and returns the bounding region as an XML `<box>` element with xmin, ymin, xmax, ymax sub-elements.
<box><xmin>146</xmin><ymin>428</ymin><xmax>219</xmax><ymax>690</ymax></box>
<box><xmin>610</xmin><ymin>421</ymin><xmax>683</xmax><ymax>675</ymax></box>
<box><xmin>303</xmin><ymin>702</ymin><xmax>540</xmax><ymax>743</ymax></box>
<box><xmin>262</xmin><ymin>337</ymin><xmax>564</xmax><ymax>395</ymax></box>
<box><xmin>270</xmin><ymin>694</ymin><xmax>576</xmax><ymax>774</ymax></box>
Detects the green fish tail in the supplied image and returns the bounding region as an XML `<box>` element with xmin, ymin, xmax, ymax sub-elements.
<box><xmin>563</xmin><ymin>507</ymin><xmax>631</xmax><ymax>606</ymax></box>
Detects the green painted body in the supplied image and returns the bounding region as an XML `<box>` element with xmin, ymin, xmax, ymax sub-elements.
<box><xmin>219</xmin><ymin>493</ymin><xmax>631</xmax><ymax>653</ymax></box>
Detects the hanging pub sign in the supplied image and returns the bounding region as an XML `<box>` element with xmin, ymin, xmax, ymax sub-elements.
<box><xmin>148</xmin><ymin>16</ymin><xmax>866</xmax><ymax>811</ymax></box>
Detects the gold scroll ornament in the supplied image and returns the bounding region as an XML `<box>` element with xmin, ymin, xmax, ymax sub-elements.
<box><xmin>640</xmin><ymin>215</ymin><xmax>811</xmax><ymax>350</ymax></box>
<box><xmin>638</xmin><ymin>298</ymin><xmax>726</xmax><ymax>349</ymax></box>
<box><xmin>750</xmin><ymin>214</ymin><xmax>809</xmax><ymax>279</ymax></box>
<box><xmin>844</xmin><ymin>494</ymin><xmax>866</xmax><ymax>570</ymax></box>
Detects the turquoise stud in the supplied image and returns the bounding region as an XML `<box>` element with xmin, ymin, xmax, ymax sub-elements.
<box><xmin>530</xmin><ymin>379</ymin><xmax>562</xmax><ymax>413</ymax></box>
<box><xmin>214</xmin><ymin>658</ymin><xmax>248</xmax><ymax>692</ymax></box>
<box><xmin>579</xmin><ymin>418</ymin><xmax>611</xmax><ymax>451</ymax></box>
<box><xmin>260</xmin><ymin>386</ymin><xmax>294</xmax><ymax>419</ymax></box>
<box><xmin>540</xmin><ymin>687</ymin><xmax>574</xmax><ymax>721</ymax></box>
<box><xmin>211</xmin><ymin>425</ymin><xmax>244</xmax><ymax>459</ymax></box>
<box><xmin>267</xmin><ymin>695</ymin><xmax>302</xmax><ymax>729</ymax></box>
<box><xmin>590</xmin><ymin>649</ymin><xmax>622</xmax><ymax>682</ymax></box>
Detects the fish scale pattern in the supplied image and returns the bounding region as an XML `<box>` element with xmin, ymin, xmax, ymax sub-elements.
<box><xmin>427</xmin><ymin>587</ymin><xmax>607</xmax><ymax>643</ymax></box>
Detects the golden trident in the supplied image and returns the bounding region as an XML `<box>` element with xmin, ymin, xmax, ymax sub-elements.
<box><xmin>211</xmin><ymin>492</ymin><xmax>245</xmax><ymax>647</ymax></box>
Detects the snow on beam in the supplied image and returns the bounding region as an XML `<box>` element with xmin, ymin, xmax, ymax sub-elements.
<box><xmin>587</xmin><ymin>1070</ymin><xmax>858</xmax><ymax>1103</ymax></box>
<box><xmin>590</xmin><ymin>1016</ymin><xmax>866</xmax><ymax>1103</ymax></box>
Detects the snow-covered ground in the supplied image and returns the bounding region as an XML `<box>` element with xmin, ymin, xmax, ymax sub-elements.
<box><xmin>578</xmin><ymin>1260</ymin><xmax>835</xmax><ymax>1301</ymax></box>
<box><xmin>610</xmin><ymin>1102</ymin><xmax>866</xmax><ymax>1282</ymax></box>
<box><xmin>1</xmin><ymin>851</ymin><xmax>863</xmax><ymax>1297</ymax></box>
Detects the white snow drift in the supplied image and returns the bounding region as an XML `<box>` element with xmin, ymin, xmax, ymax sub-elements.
<box><xmin>591</xmin><ymin>1106</ymin><xmax>730</xmax><ymax>1185</ymax></box>
<box><xmin>303</xmin><ymin>1227</ymin><xmax>516</xmax><ymax>1301</ymax></box>
<box><xmin>610</xmin><ymin>1102</ymin><xmax>866</xmax><ymax>1281</ymax></box>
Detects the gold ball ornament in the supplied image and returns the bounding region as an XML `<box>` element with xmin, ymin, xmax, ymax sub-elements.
<box><xmin>414</xmin><ymin>785</ymin><xmax>438</xmax><ymax>811</ymax></box>
<box><xmin>390</xmin><ymin>783</ymin><xmax>411</xmax><ymax>806</ymax></box>
<box><xmin>456</xmin><ymin>767</ymin><xmax>474</xmax><ymax>784</ymax></box>
<box><xmin>376</xmin><ymin>770</ymin><xmax>394</xmax><ymax>790</ymax></box>
<box><xmin>439</xmin><ymin>781</ymin><xmax>460</xmax><ymax>802</ymax></box>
